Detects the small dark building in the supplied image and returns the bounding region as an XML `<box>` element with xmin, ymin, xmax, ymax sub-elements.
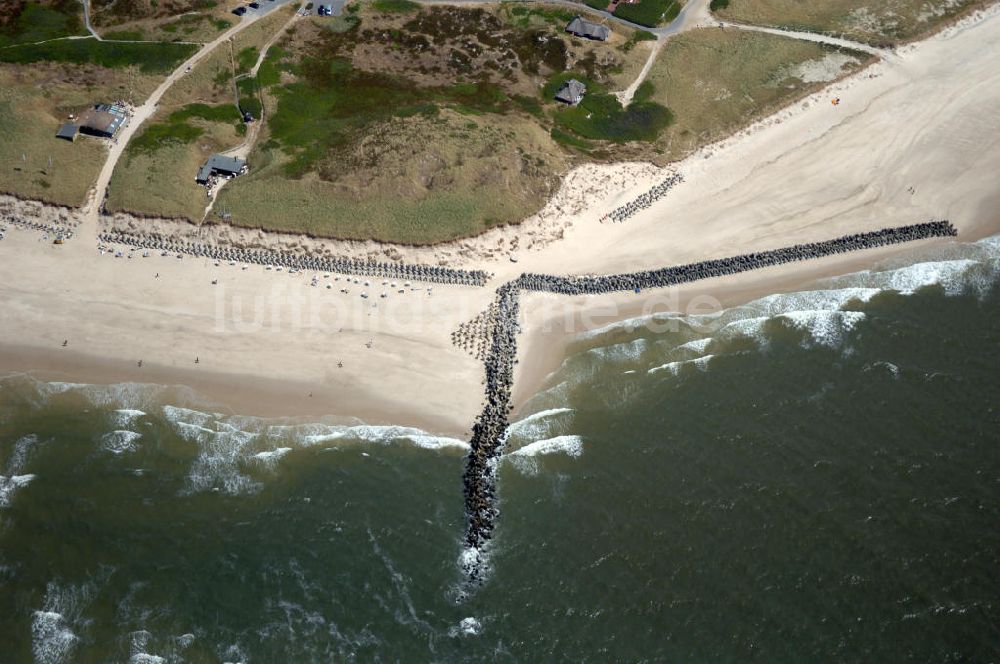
<box><xmin>566</xmin><ymin>16</ymin><xmax>610</xmax><ymax>41</ymax></box>
<box><xmin>555</xmin><ymin>79</ymin><xmax>587</xmax><ymax>106</ymax></box>
<box><xmin>77</xmin><ymin>103</ymin><xmax>128</xmax><ymax>138</ymax></box>
<box><xmin>197</xmin><ymin>154</ymin><xmax>247</xmax><ymax>184</ymax></box>
<box><xmin>56</xmin><ymin>123</ymin><xmax>79</xmax><ymax>141</ymax></box>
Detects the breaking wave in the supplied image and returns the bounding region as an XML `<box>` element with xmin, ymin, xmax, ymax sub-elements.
<box><xmin>509</xmin><ymin>435</ymin><xmax>583</xmax><ymax>459</ymax></box>
<box><xmin>1</xmin><ymin>434</ymin><xmax>38</xmax><ymax>508</ymax></box>
<box><xmin>100</xmin><ymin>430</ymin><xmax>142</xmax><ymax>455</ymax></box>
<box><xmin>566</xmin><ymin>234</ymin><xmax>999</xmax><ymax>376</ymax></box>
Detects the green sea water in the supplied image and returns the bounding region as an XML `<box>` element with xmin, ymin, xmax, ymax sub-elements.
<box><xmin>1</xmin><ymin>236</ymin><xmax>999</xmax><ymax>662</ymax></box>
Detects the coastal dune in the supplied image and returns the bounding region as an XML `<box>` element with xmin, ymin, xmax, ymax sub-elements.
<box><xmin>1</xmin><ymin>7</ymin><xmax>999</xmax><ymax>435</ymax></box>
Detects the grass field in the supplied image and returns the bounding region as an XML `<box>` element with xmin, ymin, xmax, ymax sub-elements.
<box><xmin>88</xmin><ymin>0</ymin><xmax>234</xmax><ymax>42</ymax></box>
<box><xmin>215</xmin><ymin>109</ymin><xmax>567</xmax><ymax>243</ymax></box>
<box><xmin>105</xmin><ymin>6</ymin><xmax>296</xmax><ymax>221</ymax></box>
<box><xmin>644</xmin><ymin>28</ymin><xmax>872</xmax><ymax>161</ymax></box>
<box><xmin>106</xmin><ymin>99</ymin><xmax>244</xmax><ymax>220</ymax></box>
<box><xmin>201</xmin><ymin>5</ymin><xmax>651</xmax><ymax>241</ymax></box>
<box><xmin>712</xmin><ymin>0</ymin><xmax>992</xmax><ymax>45</ymax></box>
<box><xmin>0</xmin><ymin>1</ymin><xmax>85</xmax><ymax>48</ymax></box>
<box><xmin>614</xmin><ymin>0</ymin><xmax>682</xmax><ymax>27</ymax></box>
<box><xmin>90</xmin><ymin>0</ymin><xmax>221</xmax><ymax>28</ymax></box>
<box><xmin>0</xmin><ymin>38</ymin><xmax>197</xmax><ymax>73</ymax></box>
<box><xmin>86</xmin><ymin>6</ymin><xmax>877</xmax><ymax>244</ymax></box>
<box><xmin>0</xmin><ymin>64</ymin><xmax>161</xmax><ymax>206</ymax></box>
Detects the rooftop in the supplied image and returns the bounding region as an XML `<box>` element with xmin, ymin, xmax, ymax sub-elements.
<box><xmin>566</xmin><ymin>16</ymin><xmax>610</xmax><ymax>41</ymax></box>
<box><xmin>197</xmin><ymin>154</ymin><xmax>247</xmax><ymax>183</ymax></box>
<box><xmin>555</xmin><ymin>79</ymin><xmax>587</xmax><ymax>105</ymax></box>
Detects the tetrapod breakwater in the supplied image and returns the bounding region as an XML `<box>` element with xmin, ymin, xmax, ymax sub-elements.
<box><xmin>98</xmin><ymin>231</ymin><xmax>490</xmax><ymax>287</ymax></box>
<box><xmin>458</xmin><ymin>220</ymin><xmax>957</xmax><ymax>583</ymax></box>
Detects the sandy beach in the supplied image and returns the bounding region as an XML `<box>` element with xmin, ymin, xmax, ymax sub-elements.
<box><xmin>1</xmin><ymin>5</ymin><xmax>999</xmax><ymax>436</ymax></box>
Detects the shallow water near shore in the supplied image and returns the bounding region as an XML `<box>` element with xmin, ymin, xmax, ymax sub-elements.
<box><xmin>2</xmin><ymin>237</ymin><xmax>999</xmax><ymax>661</ymax></box>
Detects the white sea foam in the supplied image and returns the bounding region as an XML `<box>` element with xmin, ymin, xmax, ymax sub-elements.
<box><xmin>779</xmin><ymin>310</ymin><xmax>867</xmax><ymax>348</ymax></box>
<box><xmin>253</xmin><ymin>447</ymin><xmax>292</xmax><ymax>462</ymax></box>
<box><xmin>113</xmin><ymin>409</ymin><xmax>146</xmax><ymax>428</ymax></box>
<box><xmin>301</xmin><ymin>425</ymin><xmax>468</xmax><ymax>451</ymax></box>
<box><xmin>163</xmin><ymin>406</ymin><xmax>469</xmax><ymax>495</ymax></box>
<box><xmin>31</xmin><ymin>578</ymin><xmax>104</xmax><ymax>664</ymax></box>
<box><xmin>676</xmin><ymin>337</ymin><xmax>712</xmax><ymax>354</ymax></box>
<box><xmin>506</xmin><ymin>435</ymin><xmax>582</xmax><ymax>477</ymax></box>
<box><xmin>505</xmin><ymin>408</ymin><xmax>574</xmax><ymax>446</ymax></box>
<box><xmin>648</xmin><ymin>355</ymin><xmax>715</xmax><ymax>377</ymax></box>
<box><xmin>509</xmin><ymin>435</ymin><xmax>583</xmax><ymax>458</ymax></box>
<box><xmin>575</xmin><ymin>312</ymin><xmax>684</xmax><ymax>341</ymax></box>
<box><xmin>451</xmin><ymin>617</ymin><xmax>482</xmax><ymax>637</ymax></box>
<box><xmin>100</xmin><ymin>430</ymin><xmax>142</xmax><ymax>454</ymax></box>
<box><xmin>868</xmin><ymin>361</ymin><xmax>902</xmax><ymax>378</ymax></box>
<box><xmin>588</xmin><ymin>337</ymin><xmax>647</xmax><ymax>363</ymax></box>
<box><xmin>128</xmin><ymin>630</ymin><xmax>165</xmax><ymax>664</ymax></box>
<box><xmin>129</xmin><ymin>655</ymin><xmax>166</xmax><ymax>664</ymax></box>
<box><xmin>7</xmin><ymin>434</ymin><xmax>37</xmax><ymax>475</ymax></box>
<box><xmin>884</xmin><ymin>259</ymin><xmax>978</xmax><ymax>295</ymax></box>
<box><xmin>31</xmin><ymin>610</ymin><xmax>78</xmax><ymax>664</ymax></box>
<box><xmin>0</xmin><ymin>474</ymin><xmax>36</xmax><ymax>508</ymax></box>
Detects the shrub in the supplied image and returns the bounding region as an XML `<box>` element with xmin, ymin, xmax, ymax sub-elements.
<box><xmin>0</xmin><ymin>38</ymin><xmax>197</xmax><ymax>73</ymax></box>
<box><xmin>371</xmin><ymin>0</ymin><xmax>418</xmax><ymax>13</ymax></box>
<box><xmin>613</xmin><ymin>0</ymin><xmax>680</xmax><ymax>28</ymax></box>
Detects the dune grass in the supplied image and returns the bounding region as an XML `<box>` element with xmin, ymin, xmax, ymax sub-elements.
<box><xmin>0</xmin><ymin>39</ymin><xmax>197</xmax><ymax>73</ymax></box>
<box><xmin>645</xmin><ymin>28</ymin><xmax>871</xmax><ymax>161</ymax></box>
<box><xmin>711</xmin><ymin>0</ymin><xmax>991</xmax><ymax>46</ymax></box>
<box><xmin>0</xmin><ymin>1</ymin><xmax>85</xmax><ymax>47</ymax></box>
<box><xmin>614</xmin><ymin>0</ymin><xmax>681</xmax><ymax>27</ymax></box>
<box><xmin>0</xmin><ymin>65</ymin><xmax>161</xmax><ymax>207</ymax></box>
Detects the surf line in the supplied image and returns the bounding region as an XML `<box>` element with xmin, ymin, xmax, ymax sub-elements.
<box><xmin>459</xmin><ymin>220</ymin><xmax>957</xmax><ymax>583</ymax></box>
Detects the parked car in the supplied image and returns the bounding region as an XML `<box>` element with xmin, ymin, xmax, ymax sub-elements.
<box><xmin>232</xmin><ymin>6</ymin><xmax>246</xmax><ymax>14</ymax></box>
<box><xmin>248</xmin><ymin>1</ymin><xmax>260</xmax><ymax>7</ymax></box>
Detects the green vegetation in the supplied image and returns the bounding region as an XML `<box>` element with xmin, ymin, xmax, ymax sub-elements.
<box><xmin>632</xmin><ymin>79</ymin><xmax>654</xmax><ymax>103</ymax></box>
<box><xmin>709</xmin><ymin>0</ymin><xmax>729</xmax><ymax>10</ymax></box>
<box><xmin>644</xmin><ymin>28</ymin><xmax>870</xmax><ymax>160</ymax></box>
<box><xmin>622</xmin><ymin>28</ymin><xmax>657</xmax><ymax>52</ymax></box>
<box><xmin>256</xmin><ymin>45</ymin><xmax>294</xmax><ymax>87</ymax></box>
<box><xmin>236</xmin><ymin>76</ymin><xmax>262</xmax><ymax>119</ymax></box>
<box><xmin>371</xmin><ymin>0</ymin><xmax>419</xmax><ymax>13</ymax></box>
<box><xmin>0</xmin><ymin>38</ymin><xmax>197</xmax><ymax>73</ymax></box>
<box><xmin>613</xmin><ymin>0</ymin><xmax>680</xmax><ymax>28</ymax></box>
<box><xmin>130</xmin><ymin>120</ymin><xmax>204</xmax><ymax>155</ymax></box>
<box><xmin>555</xmin><ymin>89</ymin><xmax>672</xmax><ymax>142</ymax></box>
<box><xmin>551</xmin><ymin>126</ymin><xmax>593</xmax><ymax>150</ymax></box>
<box><xmin>0</xmin><ymin>1</ymin><xmax>84</xmax><ymax>48</ymax></box>
<box><xmin>236</xmin><ymin>46</ymin><xmax>259</xmax><ymax>74</ymax></box>
<box><xmin>504</xmin><ymin>5</ymin><xmax>577</xmax><ymax>27</ymax></box>
<box><xmin>265</xmin><ymin>55</ymin><xmax>524</xmax><ymax>177</ymax></box>
<box><xmin>103</xmin><ymin>29</ymin><xmax>146</xmax><ymax>40</ymax></box>
<box><xmin>130</xmin><ymin>103</ymin><xmax>242</xmax><ymax>155</ymax></box>
<box><xmin>170</xmin><ymin>103</ymin><xmax>241</xmax><ymax>123</ymax></box>
<box><xmin>90</xmin><ymin>0</ymin><xmax>219</xmax><ymax>26</ymax></box>
<box><xmin>0</xmin><ymin>67</ymin><xmax>152</xmax><ymax>207</ymax></box>
<box><xmin>543</xmin><ymin>72</ymin><xmax>672</xmax><ymax>143</ymax></box>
